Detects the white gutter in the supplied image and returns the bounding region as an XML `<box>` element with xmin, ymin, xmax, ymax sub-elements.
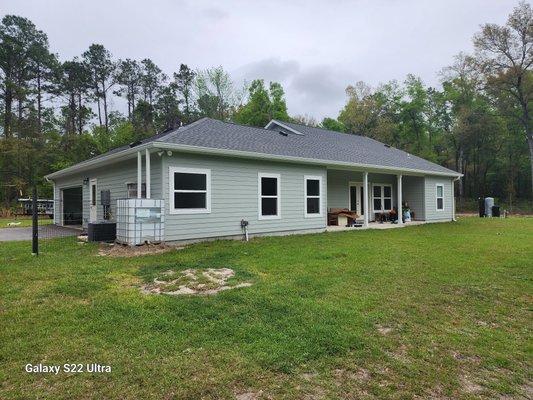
<box><xmin>46</xmin><ymin>140</ymin><xmax>462</xmax><ymax>180</ymax></box>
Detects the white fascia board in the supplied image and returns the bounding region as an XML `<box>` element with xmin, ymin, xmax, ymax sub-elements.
<box><xmin>153</xmin><ymin>142</ymin><xmax>463</xmax><ymax>178</ymax></box>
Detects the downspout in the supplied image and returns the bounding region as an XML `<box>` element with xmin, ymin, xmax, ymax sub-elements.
<box><xmin>452</xmin><ymin>176</ymin><xmax>461</xmax><ymax>222</ymax></box>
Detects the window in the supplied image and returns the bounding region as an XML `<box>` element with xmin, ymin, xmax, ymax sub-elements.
<box><xmin>304</xmin><ymin>176</ymin><xmax>322</xmax><ymax>217</ymax></box>
<box><xmin>436</xmin><ymin>184</ymin><xmax>444</xmax><ymax>211</ymax></box>
<box><xmin>372</xmin><ymin>184</ymin><xmax>393</xmax><ymax>212</ymax></box>
<box><xmin>91</xmin><ymin>184</ymin><xmax>96</xmax><ymax>206</ymax></box>
<box><xmin>258</xmin><ymin>173</ymin><xmax>280</xmax><ymax>219</ymax></box>
<box><xmin>169</xmin><ymin>167</ymin><xmax>211</xmax><ymax>214</ymax></box>
<box><xmin>126</xmin><ymin>183</ymin><xmax>146</xmax><ymax>198</ymax></box>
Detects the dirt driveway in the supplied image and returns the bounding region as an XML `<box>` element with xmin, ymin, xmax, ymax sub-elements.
<box><xmin>0</xmin><ymin>225</ymin><xmax>81</xmax><ymax>242</ymax></box>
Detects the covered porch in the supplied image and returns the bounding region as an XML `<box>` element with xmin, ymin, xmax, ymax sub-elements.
<box><xmin>326</xmin><ymin>168</ymin><xmax>426</xmax><ymax>228</ymax></box>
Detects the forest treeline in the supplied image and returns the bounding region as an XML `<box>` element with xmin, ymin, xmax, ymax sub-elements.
<box><xmin>0</xmin><ymin>2</ymin><xmax>531</xmax><ymax>209</ymax></box>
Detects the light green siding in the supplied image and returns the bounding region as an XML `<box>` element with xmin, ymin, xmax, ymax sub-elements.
<box><xmin>162</xmin><ymin>152</ymin><xmax>327</xmax><ymax>241</ymax></box>
<box><xmin>402</xmin><ymin>176</ymin><xmax>425</xmax><ymax>220</ymax></box>
<box><xmin>424</xmin><ymin>176</ymin><xmax>453</xmax><ymax>221</ymax></box>
<box><xmin>52</xmin><ymin>156</ymin><xmax>161</xmax><ymax>228</ymax></box>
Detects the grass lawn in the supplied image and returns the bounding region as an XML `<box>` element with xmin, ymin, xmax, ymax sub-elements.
<box><xmin>0</xmin><ymin>217</ymin><xmax>531</xmax><ymax>399</ymax></box>
<box><xmin>0</xmin><ymin>216</ymin><xmax>53</xmax><ymax>228</ymax></box>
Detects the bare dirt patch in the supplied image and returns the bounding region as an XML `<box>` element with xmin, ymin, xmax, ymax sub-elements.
<box><xmin>98</xmin><ymin>243</ymin><xmax>182</xmax><ymax>257</ymax></box>
<box><xmin>234</xmin><ymin>391</ymin><xmax>263</xmax><ymax>400</ymax></box>
<box><xmin>142</xmin><ymin>268</ymin><xmax>252</xmax><ymax>296</ymax></box>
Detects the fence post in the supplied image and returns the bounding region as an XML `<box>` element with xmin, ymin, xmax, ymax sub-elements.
<box><xmin>32</xmin><ymin>184</ymin><xmax>38</xmax><ymax>256</ymax></box>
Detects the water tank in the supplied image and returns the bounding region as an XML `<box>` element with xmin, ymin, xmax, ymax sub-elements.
<box><xmin>484</xmin><ymin>197</ymin><xmax>494</xmax><ymax>217</ymax></box>
<box><xmin>116</xmin><ymin>198</ymin><xmax>164</xmax><ymax>245</ymax></box>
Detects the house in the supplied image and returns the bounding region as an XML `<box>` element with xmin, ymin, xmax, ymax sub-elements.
<box><xmin>45</xmin><ymin>118</ymin><xmax>461</xmax><ymax>242</ymax></box>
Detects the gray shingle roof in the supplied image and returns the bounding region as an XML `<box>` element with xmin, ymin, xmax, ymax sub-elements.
<box><xmin>152</xmin><ymin>118</ymin><xmax>458</xmax><ymax>176</ymax></box>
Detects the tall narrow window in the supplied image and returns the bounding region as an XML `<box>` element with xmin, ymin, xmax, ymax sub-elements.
<box><xmin>259</xmin><ymin>173</ymin><xmax>280</xmax><ymax>219</ymax></box>
<box><xmin>305</xmin><ymin>176</ymin><xmax>322</xmax><ymax>217</ymax></box>
<box><xmin>436</xmin><ymin>184</ymin><xmax>444</xmax><ymax>211</ymax></box>
<box><xmin>169</xmin><ymin>167</ymin><xmax>211</xmax><ymax>214</ymax></box>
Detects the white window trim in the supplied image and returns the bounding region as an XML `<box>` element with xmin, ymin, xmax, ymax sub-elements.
<box><xmin>371</xmin><ymin>183</ymin><xmax>393</xmax><ymax>213</ymax></box>
<box><xmin>258</xmin><ymin>172</ymin><xmax>281</xmax><ymax>220</ymax></box>
<box><xmin>436</xmin><ymin>183</ymin><xmax>444</xmax><ymax>211</ymax></box>
<box><xmin>304</xmin><ymin>175</ymin><xmax>323</xmax><ymax>218</ymax></box>
<box><xmin>169</xmin><ymin>167</ymin><xmax>211</xmax><ymax>215</ymax></box>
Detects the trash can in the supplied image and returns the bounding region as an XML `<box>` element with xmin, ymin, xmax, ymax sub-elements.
<box><xmin>484</xmin><ymin>197</ymin><xmax>494</xmax><ymax>217</ymax></box>
<box><xmin>478</xmin><ymin>197</ymin><xmax>485</xmax><ymax>217</ymax></box>
<box><xmin>492</xmin><ymin>205</ymin><xmax>500</xmax><ymax>218</ymax></box>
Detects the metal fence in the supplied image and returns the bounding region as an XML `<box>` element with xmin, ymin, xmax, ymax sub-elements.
<box><xmin>32</xmin><ymin>192</ymin><xmax>84</xmax><ymax>255</ymax></box>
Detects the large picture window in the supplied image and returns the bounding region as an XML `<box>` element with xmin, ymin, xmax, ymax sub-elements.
<box><xmin>169</xmin><ymin>167</ymin><xmax>211</xmax><ymax>214</ymax></box>
<box><xmin>436</xmin><ymin>184</ymin><xmax>444</xmax><ymax>211</ymax></box>
<box><xmin>258</xmin><ymin>173</ymin><xmax>280</xmax><ymax>219</ymax></box>
<box><xmin>304</xmin><ymin>175</ymin><xmax>322</xmax><ymax>217</ymax></box>
<box><xmin>372</xmin><ymin>184</ymin><xmax>392</xmax><ymax>212</ymax></box>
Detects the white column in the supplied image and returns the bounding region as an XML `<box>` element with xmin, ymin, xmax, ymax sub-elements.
<box><xmin>145</xmin><ymin>148</ymin><xmax>151</xmax><ymax>199</ymax></box>
<box><xmin>363</xmin><ymin>171</ymin><xmax>369</xmax><ymax>227</ymax></box>
<box><xmin>137</xmin><ymin>151</ymin><xmax>142</xmax><ymax>199</ymax></box>
<box><xmin>397</xmin><ymin>174</ymin><xmax>403</xmax><ymax>225</ymax></box>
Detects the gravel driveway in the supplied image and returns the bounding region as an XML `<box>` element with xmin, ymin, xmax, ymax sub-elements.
<box><xmin>0</xmin><ymin>225</ymin><xmax>81</xmax><ymax>242</ymax></box>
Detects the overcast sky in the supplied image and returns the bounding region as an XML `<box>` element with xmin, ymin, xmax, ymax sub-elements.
<box><xmin>2</xmin><ymin>0</ymin><xmax>516</xmax><ymax>120</ymax></box>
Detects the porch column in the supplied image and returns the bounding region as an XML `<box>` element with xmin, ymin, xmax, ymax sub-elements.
<box><xmin>137</xmin><ymin>151</ymin><xmax>142</xmax><ymax>199</ymax></box>
<box><xmin>363</xmin><ymin>172</ymin><xmax>369</xmax><ymax>227</ymax></box>
<box><xmin>397</xmin><ymin>174</ymin><xmax>403</xmax><ymax>225</ymax></box>
<box><xmin>145</xmin><ymin>148</ymin><xmax>151</xmax><ymax>199</ymax></box>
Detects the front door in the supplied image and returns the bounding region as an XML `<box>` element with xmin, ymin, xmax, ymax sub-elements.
<box><xmin>349</xmin><ymin>183</ymin><xmax>365</xmax><ymax>220</ymax></box>
<box><xmin>89</xmin><ymin>179</ymin><xmax>97</xmax><ymax>222</ymax></box>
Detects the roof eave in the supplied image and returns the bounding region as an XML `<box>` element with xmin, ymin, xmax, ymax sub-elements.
<box><xmin>45</xmin><ymin>142</ymin><xmax>155</xmax><ymax>180</ymax></box>
<box><xmin>45</xmin><ymin>139</ymin><xmax>462</xmax><ymax>181</ymax></box>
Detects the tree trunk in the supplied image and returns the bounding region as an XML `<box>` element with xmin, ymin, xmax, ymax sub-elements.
<box><xmin>77</xmin><ymin>92</ymin><xmax>83</xmax><ymax>135</ymax></box>
<box><xmin>527</xmin><ymin>132</ymin><xmax>533</xmax><ymax>201</ymax></box>
<box><xmin>102</xmin><ymin>81</ymin><xmax>109</xmax><ymax>134</ymax></box>
<box><xmin>37</xmin><ymin>67</ymin><xmax>42</xmax><ymax>135</ymax></box>
<box><xmin>4</xmin><ymin>78</ymin><xmax>12</xmax><ymax>138</ymax></box>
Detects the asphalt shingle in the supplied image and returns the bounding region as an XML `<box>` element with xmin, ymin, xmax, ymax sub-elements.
<box><xmin>153</xmin><ymin>118</ymin><xmax>458</xmax><ymax>175</ymax></box>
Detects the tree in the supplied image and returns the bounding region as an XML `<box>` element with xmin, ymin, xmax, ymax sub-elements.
<box><xmin>0</xmin><ymin>15</ymin><xmax>49</xmax><ymax>138</ymax></box>
<box><xmin>338</xmin><ymin>81</ymin><xmax>381</xmax><ymax>135</ymax></box>
<box><xmin>195</xmin><ymin>66</ymin><xmax>235</xmax><ymax>120</ymax></box>
<box><xmin>140</xmin><ymin>59</ymin><xmax>165</xmax><ymax>107</ymax></box>
<box><xmin>473</xmin><ymin>1</ymin><xmax>533</xmax><ymax>196</ymax></box>
<box><xmin>233</xmin><ymin>79</ymin><xmax>290</xmax><ymax>127</ymax></box>
<box><xmin>320</xmin><ymin>117</ymin><xmax>345</xmax><ymax>132</ymax></box>
<box><xmin>269</xmin><ymin>82</ymin><xmax>290</xmax><ymax>122</ymax></box>
<box><xmin>58</xmin><ymin>59</ymin><xmax>93</xmax><ymax>135</ymax></box>
<box><xmin>154</xmin><ymin>84</ymin><xmax>181</xmax><ymax>131</ymax></box>
<box><xmin>115</xmin><ymin>59</ymin><xmax>142</xmax><ymax>120</ymax></box>
<box><xmin>83</xmin><ymin>44</ymin><xmax>115</xmax><ymax>133</ymax></box>
<box><xmin>174</xmin><ymin>64</ymin><xmax>195</xmax><ymax>122</ymax></box>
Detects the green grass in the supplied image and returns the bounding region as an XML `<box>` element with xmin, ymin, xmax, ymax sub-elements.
<box><xmin>0</xmin><ymin>217</ymin><xmax>531</xmax><ymax>399</ymax></box>
<box><xmin>0</xmin><ymin>216</ymin><xmax>53</xmax><ymax>228</ymax></box>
